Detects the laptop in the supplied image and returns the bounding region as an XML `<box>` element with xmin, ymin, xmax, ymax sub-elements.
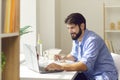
<box><xmin>23</xmin><ymin>44</ymin><xmax>63</xmax><ymax>74</ymax></box>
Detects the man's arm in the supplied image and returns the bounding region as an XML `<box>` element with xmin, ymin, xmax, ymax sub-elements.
<box><xmin>46</xmin><ymin>54</ymin><xmax>87</xmax><ymax>71</ymax></box>
<box><xmin>54</xmin><ymin>54</ymin><xmax>76</xmax><ymax>61</ymax></box>
<box><xmin>47</xmin><ymin>54</ymin><xmax>88</xmax><ymax>71</ymax></box>
<box><xmin>62</xmin><ymin>54</ymin><xmax>87</xmax><ymax>71</ymax></box>
<box><xmin>62</xmin><ymin>61</ymin><xmax>87</xmax><ymax>71</ymax></box>
<box><xmin>45</xmin><ymin>61</ymin><xmax>88</xmax><ymax>72</ymax></box>
<box><xmin>63</xmin><ymin>54</ymin><xmax>76</xmax><ymax>61</ymax></box>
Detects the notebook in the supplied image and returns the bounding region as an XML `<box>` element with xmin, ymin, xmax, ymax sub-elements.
<box><xmin>23</xmin><ymin>44</ymin><xmax>63</xmax><ymax>74</ymax></box>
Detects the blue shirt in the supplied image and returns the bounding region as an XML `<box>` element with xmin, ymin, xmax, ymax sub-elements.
<box><xmin>71</xmin><ymin>29</ymin><xmax>118</xmax><ymax>80</ymax></box>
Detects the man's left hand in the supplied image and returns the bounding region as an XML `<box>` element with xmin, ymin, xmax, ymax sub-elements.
<box><xmin>45</xmin><ymin>63</ymin><xmax>64</xmax><ymax>71</ymax></box>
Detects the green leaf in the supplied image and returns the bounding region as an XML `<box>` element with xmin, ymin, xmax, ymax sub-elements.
<box><xmin>20</xmin><ymin>25</ymin><xmax>32</xmax><ymax>36</ymax></box>
<box><xmin>20</xmin><ymin>31</ymin><xmax>32</xmax><ymax>36</ymax></box>
<box><xmin>1</xmin><ymin>52</ymin><xmax>6</xmax><ymax>70</ymax></box>
<box><xmin>20</xmin><ymin>25</ymin><xmax>31</xmax><ymax>32</ymax></box>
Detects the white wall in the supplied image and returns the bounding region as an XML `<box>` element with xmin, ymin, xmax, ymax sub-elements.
<box><xmin>105</xmin><ymin>0</ymin><xmax>120</xmax><ymax>6</ymax></box>
<box><xmin>37</xmin><ymin>0</ymin><xmax>104</xmax><ymax>54</ymax></box>
<box><xmin>37</xmin><ymin>0</ymin><xmax>55</xmax><ymax>50</ymax></box>
<box><xmin>55</xmin><ymin>0</ymin><xmax>61</xmax><ymax>48</ymax></box>
<box><xmin>60</xmin><ymin>0</ymin><xmax>104</xmax><ymax>54</ymax></box>
<box><xmin>20</xmin><ymin>0</ymin><xmax>36</xmax><ymax>53</ymax></box>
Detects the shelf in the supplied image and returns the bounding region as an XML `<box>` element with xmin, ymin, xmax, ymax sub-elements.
<box><xmin>104</xmin><ymin>1</ymin><xmax>120</xmax><ymax>54</ymax></box>
<box><xmin>1</xmin><ymin>0</ymin><xmax>20</xmax><ymax>80</ymax></box>
<box><xmin>0</xmin><ymin>32</ymin><xmax>19</xmax><ymax>38</ymax></box>
<box><xmin>105</xmin><ymin>30</ymin><xmax>120</xmax><ymax>32</ymax></box>
<box><xmin>105</xmin><ymin>5</ymin><xmax>120</xmax><ymax>8</ymax></box>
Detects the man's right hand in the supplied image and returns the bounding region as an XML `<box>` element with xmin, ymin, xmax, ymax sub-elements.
<box><xmin>54</xmin><ymin>54</ymin><xmax>75</xmax><ymax>62</ymax></box>
<box><xmin>54</xmin><ymin>54</ymin><xmax>62</xmax><ymax>61</ymax></box>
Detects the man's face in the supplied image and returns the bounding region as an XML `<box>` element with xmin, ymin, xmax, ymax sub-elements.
<box><xmin>67</xmin><ymin>24</ymin><xmax>82</xmax><ymax>40</ymax></box>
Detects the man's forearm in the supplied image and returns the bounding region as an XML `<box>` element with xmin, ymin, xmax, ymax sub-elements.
<box><xmin>63</xmin><ymin>54</ymin><xmax>76</xmax><ymax>61</ymax></box>
<box><xmin>61</xmin><ymin>61</ymin><xmax>87</xmax><ymax>71</ymax></box>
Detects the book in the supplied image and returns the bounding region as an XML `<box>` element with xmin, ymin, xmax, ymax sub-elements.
<box><xmin>10</xmin><ymin>0</ymin><xmax>16</xmax><ymax>32</ymax></box>
<box><xmin>3</xmin><ymin>0</ymin><xmax>16</xmax><ymax>33</ymax></box>
<box><xmin>105</xmin><ymin>40</ymin><xmax>114</xmax><ymax>53</ymax></box>
<box><xmin>3</xmin><ymin>0</ymin><xmax>11</xmax><ymax>33</ymax></box>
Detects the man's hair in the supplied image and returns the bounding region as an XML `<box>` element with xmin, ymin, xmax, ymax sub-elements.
<box><xmin>64</xmin><ymin>13</ymin><xmax>86</xmax><ymax>30</ymax></box>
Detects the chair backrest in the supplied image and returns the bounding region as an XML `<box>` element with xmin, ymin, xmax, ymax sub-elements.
<box><xmin>111</xmin><ymin>53</ymin><xmax>120</xmax><ymax>80</ymax></box>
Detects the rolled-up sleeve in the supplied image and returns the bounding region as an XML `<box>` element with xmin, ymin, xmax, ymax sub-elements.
<box><xmin>80</xmin><ymin>39</ymin><xmax>100</xmax><ymax>71</ymax></box>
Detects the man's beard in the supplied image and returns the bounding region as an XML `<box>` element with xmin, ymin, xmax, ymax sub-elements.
<box><xmin>71</xmin><ymin>28</ymin><xmax>82</xmax><ymax>40</ymax></box>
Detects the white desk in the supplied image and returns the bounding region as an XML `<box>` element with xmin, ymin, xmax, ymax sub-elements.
<box><xmin>20</xmin><ymin>64</ymin><xmax>77</xmax><ymax>80</ymax></box>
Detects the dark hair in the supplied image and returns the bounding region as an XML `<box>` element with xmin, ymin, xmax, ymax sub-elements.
<box><xmin>65</xmin><ymin>13</ymin><xmax>86</xmax><ymax>30</ymax></box>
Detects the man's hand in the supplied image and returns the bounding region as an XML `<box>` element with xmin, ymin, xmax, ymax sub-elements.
<box><xmin>45</xmin><ymin>63</ymin><xmax>64</xmax><ymax>71</ymax></box>
<box><xmin>54</xmin><ymin>54</ymin><xmax>62</xmax><ymax>61</ymax></box>
<box><xmin>54</xmin><ymin>54</ymin><xmax>76</xmax><ymax>62</ymax></box>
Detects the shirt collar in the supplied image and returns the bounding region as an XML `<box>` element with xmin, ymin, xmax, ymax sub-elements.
<box><xmin>74</xmin><ymin>29</ymin><xmax>89</xmax><ymax>45</ymax></box>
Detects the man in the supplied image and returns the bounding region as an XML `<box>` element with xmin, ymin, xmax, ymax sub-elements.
<box><xmin>45</xmin><ymin>13</ymin><xmax>118</xmax><ymax>80</ymax></box>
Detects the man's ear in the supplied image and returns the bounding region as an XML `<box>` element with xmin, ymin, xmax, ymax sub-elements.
<box><xmin>80</xmin><ymin>23</ymin><xmax>85</xmax><ymax>30</ymax></box>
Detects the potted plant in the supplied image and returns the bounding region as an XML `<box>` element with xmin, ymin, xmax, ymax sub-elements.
<box><xmin>1</xmin><ymin>26</ymin><xmax>32</xmax><ymax>71</ymax></box>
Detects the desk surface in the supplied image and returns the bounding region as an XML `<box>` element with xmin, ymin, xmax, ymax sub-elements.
<box><xmin>20</xmin><ymin>64</ymin><xmax>77</xmax><ymax>80</ymax></box>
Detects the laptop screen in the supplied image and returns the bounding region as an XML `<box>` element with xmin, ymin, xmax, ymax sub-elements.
<box><xmin>23</xmin><ymin>44</ymin><xmax>40</xmax><ymax>72</ymax></box>
<box><xmin>23</xmin><ymin>44</ymin><xmax>64</xmax><ymax>73</ymax></box>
